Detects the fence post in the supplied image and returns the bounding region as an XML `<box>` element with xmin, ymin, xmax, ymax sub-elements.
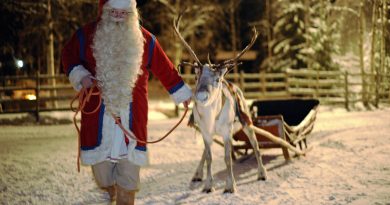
<box><xmin>239</xmin><ymin>71</ymin><xmax>244</xmax><ymax>91</ymax></box>
<box><xmin>374</xmin><ymin>72</ymin><xmax>379</xmax><ymax>108</ymax></box>
<box><xmin>388</xmin><ymin>74</ymin><xmax>390</xmax><ymax>104</ymax></box>
<box><xmin>260</xmin><ymin>71</ymin><xmax>266</xmax><ymax>97</ymax></box>
<box><xmin>285</xmin><ymin>69</ymin><xmax>290</xmax><ymax>97</ymax></box>
<box><xmin>35</xmin><ymin>71</ymin><xmax>40</xmax><ymax>122</ymax></box>
<box><xmin>344</xmin><ymin>71</ymin><xmax>349</xmax><ymax>111</ymax></box>
<box><xmin>315</xmin><ymin>69</ymin><xmax>319</xmax><ymax>98</ymax></box>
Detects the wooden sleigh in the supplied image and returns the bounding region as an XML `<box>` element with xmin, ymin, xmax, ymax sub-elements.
<box><xmin>230</xmin><ymin>99</ymin><xmax>320</xmax><ymax>161</ymax></box>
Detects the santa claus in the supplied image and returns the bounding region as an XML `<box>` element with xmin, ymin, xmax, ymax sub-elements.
<box><xmin>61</xmin><ymin>0</ymin><xmax>192</xmax><ymax>203</ymax></box>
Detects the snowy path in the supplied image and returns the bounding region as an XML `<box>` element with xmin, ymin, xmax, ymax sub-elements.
<box><xmin>0</xmin><ymin>107</ymin><xmax>389</xmax><ymax>204</ymax></box>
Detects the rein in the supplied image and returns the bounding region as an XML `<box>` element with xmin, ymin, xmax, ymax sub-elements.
<box><xmin>70</xmin><ymin>82</ymin><xmax>102</xmax><ymax>172</ymax></box>
<box><xmin>112</xmin><ymin>108</ymin><xmax>188</xmax><ymax>144</ymax></box>
<box><xmin>70</xmin><ymin>82</ymin><xmax>188</xmax><ymax>172</ymax></box>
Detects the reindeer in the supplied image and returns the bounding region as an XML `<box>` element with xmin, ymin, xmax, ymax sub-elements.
<box><xmin>174</xmin><ymin>15</ymin><xmax>267</xmax><ymax>193</ymax></box>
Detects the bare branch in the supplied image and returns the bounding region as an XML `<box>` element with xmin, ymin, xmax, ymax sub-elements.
<box><xmin>154</xmin><ymin>0</ymin><xmax>177</xmax><ymax>15</ymax></box>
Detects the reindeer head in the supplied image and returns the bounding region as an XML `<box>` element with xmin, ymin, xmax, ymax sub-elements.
<box><xmin>173</xmin><ymin>14</ymin><xmax>258</xmax><ymax>106</ymax></box>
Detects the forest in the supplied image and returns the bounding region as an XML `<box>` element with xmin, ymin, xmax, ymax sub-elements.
<box><xmin>0</xmin><ymin>0</ymin><xmax>389</xmax><ymax>109</ymax></box>
<box><xmin>0</xmin><ymin>0</ymin><xmax>388</xmax><ymax>73</ymax></box>
<box><xmin>1</xmin><ymin>2</ymin><xmax>390</xmax><ymax>204</ymax></box>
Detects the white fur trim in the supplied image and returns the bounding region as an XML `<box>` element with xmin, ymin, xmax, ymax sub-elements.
<box><xmin>110</xmin><ymin>124</ymin><xmax>127</xmax><ymax>160</ymax></box>
<box><xmin>80</xmin><ymin>104</ymin><xmax>149</xmax><ymax>166</ymax></box>
<box><xmin>68</xmin><ymin>65</ymin><xmax>91</xmax><ymax>91</ymax></box>
<box><xmin>108</xmin><ymin>0</ymin><xmax>135</xmax><ymax>9</ymax></box>
<box><xmin>128</xmin><ymin>148</ymin><xmax>149</xmax><ymax>166</ymax></box>
<box><xmin>170</xmin><ymin>83</ymin><xmax>193</xmax><ymax>105</ymax></box>
<box><xmin>120</xmin><ymin>106</ymin><xmax>149</xmax><ymax>166</ymax></box>
<box><xmin>80</xmin><ymin>111</ymin><xmax>115</xmax><ymax>165</ymax></box>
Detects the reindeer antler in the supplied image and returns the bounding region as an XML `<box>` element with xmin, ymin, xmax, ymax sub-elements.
<box><xmin>173</xmin><ymin>13</ymin><xmax>202</xmax><ymax>66</ymax></box>
<box><xmin>223</xmin><ymin>27</ymin><xmax>259</xmax><ymax>65</ymax></box>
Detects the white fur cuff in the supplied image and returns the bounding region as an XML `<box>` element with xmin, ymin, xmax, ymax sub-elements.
<box><xmin>170</xmin><ymin>83</ymin><xmax>192</xmax><ymax>105</ymax></box>
<box><xmin>68</xmin><ymin>65</ymin><xmax>92</xmax><ymax>91</ymax></box>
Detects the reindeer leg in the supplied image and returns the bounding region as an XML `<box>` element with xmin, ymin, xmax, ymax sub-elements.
<box><xmin>201</xmin><ymin>136</ymin><xmax>214</xmax><ymax>193</ymax></box>
<box><xmin>221</xmin><ymin>132</ymin><xmax>236</xmax><ymax>193</ymax></box>
<box><xmin>243</xmin><ymin>126</ymin><xmax>268</xmax><ymax>181</ymax></box>
<box><xmin>192</xmin><ymin>149</ymin><xmax>206</xmax><ymax>182</ymax></box>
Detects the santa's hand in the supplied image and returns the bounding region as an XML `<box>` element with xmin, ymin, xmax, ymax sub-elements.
<box><xmin>183</xmin><ymin>98</ymin><xmax>192</xmax><ymax>109</ymax></box>
<box><xmin>81</xmin><ymin>75</ymin><xmax>93</xmax><ymax>89</ymax></box>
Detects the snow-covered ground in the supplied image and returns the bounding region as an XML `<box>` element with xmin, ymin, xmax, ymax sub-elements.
<box><xmin>0</xmin><ymin>104</ymin><xmax>389</xmax><ymax>205</ymax></box>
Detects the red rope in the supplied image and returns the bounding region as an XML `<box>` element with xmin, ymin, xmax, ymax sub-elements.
<box><xmin>70</xmin><ymin>82</ymin><xmax>102</xmax><ymax>173</ymax></box>
<box><xmin>71</xmin><ymin>82</ymin><xmax>189</xmax><ymax>172</ymax></box>
<box><xmin>111</xmin><ymin>107</ymin><xmax>188</xmax><ymax>144</ymax></box>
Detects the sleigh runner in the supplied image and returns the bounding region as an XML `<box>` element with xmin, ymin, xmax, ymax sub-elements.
<box><xmin>232</xmin><ymin>99</ymin><xmax>320</xmax><ymax>160</ymax></box>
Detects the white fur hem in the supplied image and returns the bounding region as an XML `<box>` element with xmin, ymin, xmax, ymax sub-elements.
<box><xmin>170</xmin><ymin>83</ymin><xmax>192</xmax><ymax>105</ymax></box>
<box><xmin>81</xmin><ymin>148</ymin><xmax>149</xmax><ymax>166</ymax></box>
<box><xmin>68</xmin><ymin>65</ymin><xmax>91</xmax><ymax>91</ymax></box>
<box><xmin>128</xmin><ymin>149</ymin><xmax>149</xmax><ymax>166</ymax></box>
<box><xmin>81</xmin><ymin>150</ymin><xmax>110</xmax><ymax>165</ymax></box>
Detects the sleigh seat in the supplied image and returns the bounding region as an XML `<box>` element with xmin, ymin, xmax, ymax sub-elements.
<box><xmin>232</xmin><ymin>99</ymin><xmax>320</xmax><ymax>160</ymax></box>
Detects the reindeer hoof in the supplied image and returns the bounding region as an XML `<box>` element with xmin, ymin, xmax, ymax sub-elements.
<box><xmin>202</xmin><ymin>187</ymin><xmax>215</xmax><ymax>193</ymax></box>
<box><xmin>191</xmin><ymin>178</ymin><xmax>202</xmax><ymax>182</ymax></box>
<box><xmin>223</xmin><ymin>188</ymin><xmax>235</xmax><ymax>194</ymax></box>
<box><xmin>257</xmin><ymin>174</ymin><xmax>267</xmax><ymax>181</ymax></box>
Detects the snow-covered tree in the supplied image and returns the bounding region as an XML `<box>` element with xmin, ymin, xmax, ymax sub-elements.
<box><xmin>261</xmin><ymin>0</ymin><xmax>307</xmax><ymax>72</ymax></box>
<box><xmin>303</xmin><ymin>0</ymin><xmax>340</xmax><ymax>71</ymax></box>
<box><xmin>261</xmin><ymin>0</ymin><xmax>341</xmax><ymax>72</ymax></box>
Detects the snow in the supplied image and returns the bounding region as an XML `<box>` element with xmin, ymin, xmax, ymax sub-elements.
<box><xmin>0</xmin><ymin>104</ymin><xmax>389</xmax><ymax>204</ymax></box>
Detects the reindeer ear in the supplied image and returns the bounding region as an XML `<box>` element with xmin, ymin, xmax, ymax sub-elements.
<box><xmin>194</xmin><ymin>67</ymin><xmax>200</xmax><ymax>75</ymax></box>
<box><xmin>220</xmin><ymin>67</ymin><xmax>228</xmax><ymax>76</ymax></box>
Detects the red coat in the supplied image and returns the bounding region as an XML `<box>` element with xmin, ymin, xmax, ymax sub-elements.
<box><xmin>62</xmin><ymin>21</ymin><xmax>191</xmax><ymax>165</ymax></box>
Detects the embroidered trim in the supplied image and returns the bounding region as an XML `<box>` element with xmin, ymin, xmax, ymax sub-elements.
<box><xmin>146</xmin><ymin>34</ymin><xmax>156</xmax><ymax>70</ymax></box>
<box><xmin>135</xmin><ymin>146</ymin><xmax>147</xmax><ymax>151</ymax></box>
<box><xmin>76</xmin><ymin>28</ymin><xmax>86</xmax><ymax>62</ymax></box>
<box><xmin>66</xmin><ymin>64</ymin><xmax>82</xmax><ymax>76</ymax></box>
<box><xmin>168</xmin><ymin>80</ymin><xmax>184</xmax><ymax>94</ymax></box>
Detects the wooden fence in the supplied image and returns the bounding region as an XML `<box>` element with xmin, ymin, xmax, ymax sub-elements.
<box><xmin>181</xmin><ymin>69</ymin><xmax>390</xmax><ymax>110</ymax></box>
<box><xmin>0</xmin><ymin>73</ymin><xmax>75</xmax><ymax>121</ymax></box>
<box><xmin>0</xmin><ymin>69</ymin><xmax>389</xmax><ymax>120</ymax></box>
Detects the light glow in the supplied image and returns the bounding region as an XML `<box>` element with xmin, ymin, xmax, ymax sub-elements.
<box><xmin>16</xmin><ymin>60</ymin><xmax>24</xmax><ymax>68</ymax></box>
<box><xmin>25</xmin><ymin>94</ymin><xmax>36</xmax><ymax>100</ymax></box>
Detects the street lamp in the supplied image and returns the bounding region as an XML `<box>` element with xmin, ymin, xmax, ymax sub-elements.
<box><xmin>16</xmin><ymin>59</ymin><xmax>24</xmax><ymax>69</ymax></box>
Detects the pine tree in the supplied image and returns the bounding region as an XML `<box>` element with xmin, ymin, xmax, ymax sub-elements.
<box><xmin>303</xmin><ymin>0</ymin><xmax>340</xmax><ymax>71</ymax></box>
<box><xmin>262</xmin><ymin>0</ymin><xmax>307</xmax><ymax>72</ymax></box>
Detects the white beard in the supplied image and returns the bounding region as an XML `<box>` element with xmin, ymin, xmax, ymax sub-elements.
<box><xmin>93</xmin><ymin>6</ymin><xmax>144</xmax><ymax>115</ymax></box>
